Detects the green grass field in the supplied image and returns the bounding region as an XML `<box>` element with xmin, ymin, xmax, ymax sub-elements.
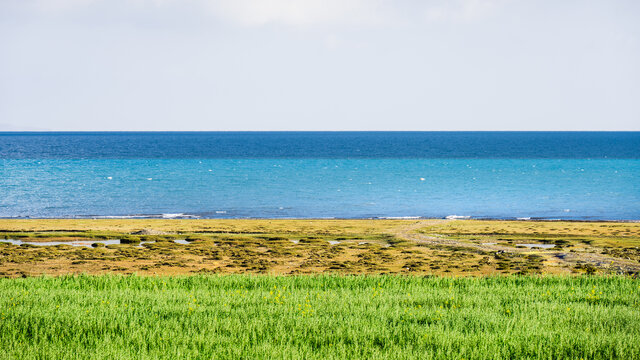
<box><xmin>1</xmin><ymin>275</ymin><xmax>639</xmax><ymax>359</ymax></box>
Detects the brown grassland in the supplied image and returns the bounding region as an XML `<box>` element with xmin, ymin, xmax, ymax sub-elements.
<box><xmin>1</xmin><ymin>219</ymin><xmax>639</xmax><ymax>277</ymax></box>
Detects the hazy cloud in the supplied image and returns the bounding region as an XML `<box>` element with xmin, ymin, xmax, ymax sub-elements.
<box><xmin>206</xmin><ymin>0</ymin><xmax>389</xmax><ymax>27</ymax></box>
<box><xmin>1</xmin><ymin>0</ymin><xmax>638</xmax><ymax>131</ymax></box>
<box><xmin>25</xmin><ymin>0</ymin><xmax>502</xmax><ymax>26</ymax></box>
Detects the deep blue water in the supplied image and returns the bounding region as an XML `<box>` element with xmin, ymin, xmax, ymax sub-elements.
<box><xmin>1</xmin><ymin>132</ymin><xmax>638</xmax><ymax>220</ymax></box>
<box><xmin>2</xmin><ymin>131</ymin><xmax>639</xmax><ymax>159</ymax></box>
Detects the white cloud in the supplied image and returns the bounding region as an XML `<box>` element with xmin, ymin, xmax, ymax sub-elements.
<box><xmin>23</xmin><ymin>0</ymin><xmax>503</xmax><ymax>27</ymax></box>
<box><xmin>25</xmin><ymin>0</ymin><xmax>389</xmax><ymax>26</ymax></box>
<box><xmin>28</xmin><ymin>0</ymin><xmax>89</xmax><ymax>12</ymax></box>
<box><xmin>206</xmin><ymin>0</ymin><xmax>388</xmax><ymax>27</ymax></box>
<box><xmin>424</xmin><ymin>0</ymin><xmax>502</xmax><ymax>23</ymax></box>
<box><xmin>3</xmin><ymin>0</ymin><xmax>639</xmax><ymax>131</ymax></box>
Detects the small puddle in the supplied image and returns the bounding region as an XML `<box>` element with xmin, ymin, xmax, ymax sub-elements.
<box><xmin>173</xmin><ymin>239</ymin><xmax>190</xmax><ymax>245</ymax></box>
<box><xmin>136</xmin><ymin>241</ymin><xmax>155</xmax><ymax>248</ymax></box>
<box><xmin>358</xmin><ymin>242</ymin><xmax>367</xmax><ymax>245</ymax></box>
<box><xmin>290</xmin><ymin>240</ymin><xmax>299</xmax><ymax>244</ymax></box>
<box><xmin>0</xmin><ymin>239</ymin><xmax>121</xmax><ymax>248</ymax></box>
<box><xmin>328</xmin><ymin>241</ymin><xmax>340</xmax><ymax>245</ymax></box>
<box><xmin>516</xmin><ymin>243</ymin><xmax>556</xmax><ymax>249</ymax></box>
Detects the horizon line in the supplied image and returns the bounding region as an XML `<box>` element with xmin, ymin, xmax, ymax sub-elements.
<box><xmin>2</xmin><ymin>130</ymin><xmax>640</xmax><ymax>133</ymax></box>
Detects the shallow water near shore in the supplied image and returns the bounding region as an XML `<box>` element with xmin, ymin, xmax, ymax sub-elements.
<box><xmin>1</xmin><ymin>158</ymin><xmax>638</xmax><ymax>220</ymax></box>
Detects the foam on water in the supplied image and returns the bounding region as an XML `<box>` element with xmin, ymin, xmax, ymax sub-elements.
<box><xmin>446</xmin><ymin>215</ymin><xmax>472</xmax><ymax>220</ymax></box>
<box><xmin>161</xmin><ymin>213</ymin><xmax>199</xmax><ymax>219</ymax></box>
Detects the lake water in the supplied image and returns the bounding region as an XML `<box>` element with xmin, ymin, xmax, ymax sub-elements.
<box><xmin>1</xmin><ymin>132</ymin><xmax>638</xmax><ymax>220</ymax></box>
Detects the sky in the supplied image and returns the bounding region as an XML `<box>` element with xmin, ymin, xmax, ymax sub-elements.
<box><xmin>0</xmin><ymin>0</ymin><xmax>639</xmax><ymax>131</ymax></box>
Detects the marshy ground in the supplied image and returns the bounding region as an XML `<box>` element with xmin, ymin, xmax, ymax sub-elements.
<box><xmin>0</xmin><ymin>219</ymin><xmax>638</xmax><ymax>277</ymax></box>
<box><xmin>1</xmin><ymin>219</ymin><xmax>639</xmax><ymax>359</ymax></box>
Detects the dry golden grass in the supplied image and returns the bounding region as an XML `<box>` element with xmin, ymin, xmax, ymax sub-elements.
<box><xmin>418</xmin><ymin>220</ymin><xmax>640</xmax><ymax>249</ymax></box>
<box><xmin>0</xmin><ymin>219</ymin><xmax>638</xmax><ymax>278</ymax></box>
<box><xmin>422</xmin><ymin>220</ymin><xmax>640</xmax><ymax>238</ymax></box>
<box><xmin>0</xmin><ymin>219</ymin><xmax>413</xmax><ymax>235</ymax></box>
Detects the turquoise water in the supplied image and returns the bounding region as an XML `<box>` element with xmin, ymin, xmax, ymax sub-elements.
<box><xmin>1</xmin><ymin>157</ymin><xmax>638</xmax><ymax>219</ymax></box>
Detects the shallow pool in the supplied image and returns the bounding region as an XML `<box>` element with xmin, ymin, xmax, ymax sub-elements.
<box><xmin>516</xmin><ymin>243</ymin><xmax>556</xmax><ymax>249</ymax></box>
<box><xmin>0</xmin><ymin>239</ymin><xmax>121</xmax><ymax>248</ymax></box>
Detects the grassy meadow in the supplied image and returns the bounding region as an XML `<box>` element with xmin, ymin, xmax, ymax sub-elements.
<box><xmin>1</xmin><ymin>275</ymin><xmax>639</xmax><ymax>359</ymax></box>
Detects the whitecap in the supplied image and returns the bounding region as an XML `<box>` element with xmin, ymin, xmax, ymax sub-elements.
<box><xmin>162</xmin><ymin>213</ymin><xmax>185</xmax><ymax>219</ymax></box>
<box><xmin>162</xmin><ymin>213</ymin><xmax>199</xmax><ymax>219</ymax></box>
<box><xmin>445</xmin><ymin>215</ymin><xmax>471</xmax><ymax>220</ymax></box>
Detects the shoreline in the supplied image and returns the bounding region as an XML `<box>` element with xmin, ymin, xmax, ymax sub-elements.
<box><xmin>1</xmin><ymin>216</ymin><xmax>639</xmax><ymax>222</ymax></box>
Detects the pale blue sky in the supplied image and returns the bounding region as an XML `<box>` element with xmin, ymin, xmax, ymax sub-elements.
<box><xmin>1</xmin><ymin>0</ymin><xmax>639</xmax><ymax>131</ymax></box>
